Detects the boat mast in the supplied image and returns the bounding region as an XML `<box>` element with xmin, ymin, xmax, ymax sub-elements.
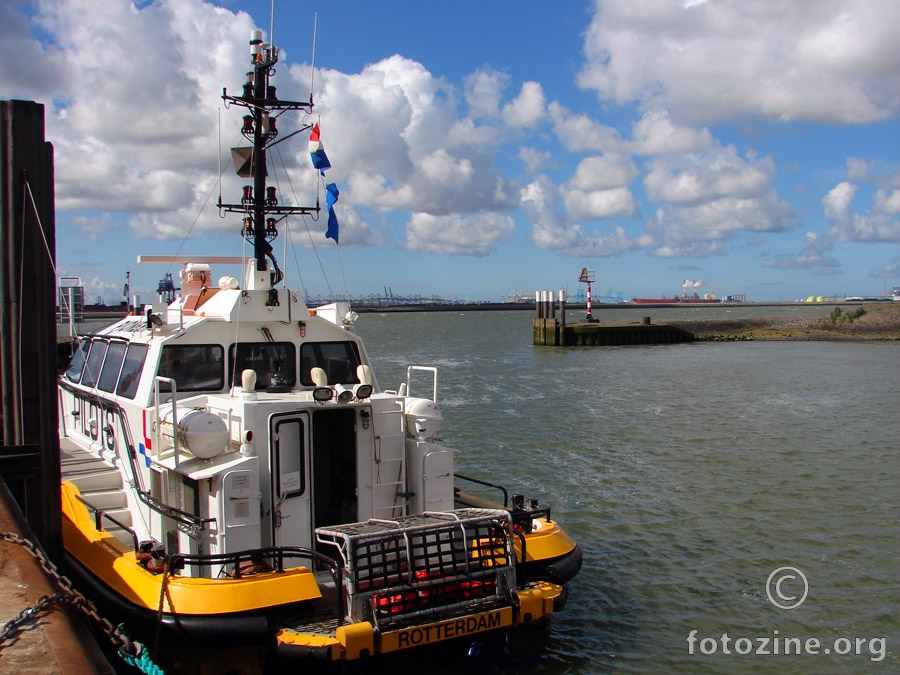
<box><xmin>219</xmin><ymin>30</ymin><xmax>319</xmax><ymax>292</ymax></box>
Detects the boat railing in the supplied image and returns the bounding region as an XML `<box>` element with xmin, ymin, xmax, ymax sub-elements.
<box><xmin>171</xmin><ymin>546</ymin><xmax>345</xmax><ymax>625</ymax></box>
<box><xmin>454</xmin><ymin>472</ymin><xmax>510</xmax><ymax>507</ymax></box>
<box><xmin>153</xmin><ymin>376</ymin><xmax>187</xmax><ymax>468</ymax></box>
<box><xmin>74</xmin><ymin>492</ymin><xmax>140</xmax><ymax>551</ymax></box>
<box><xmin>405</xmin><ymin>365</ymin><xmax>438</xmax><ymax>401</ymax></box>
<box><xmin>454</xmin><ymin>473</ymin><xmax>553</xmax><ymax>526</ymax></box>
<box><xmin>103</xmin><ymin>395</ymin><xmax>216</xmax><ymax>536</ymax></box>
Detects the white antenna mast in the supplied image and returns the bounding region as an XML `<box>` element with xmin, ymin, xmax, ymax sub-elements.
<box><xmin>269</xmin><ymin>0</ymin><xmax>275</xmax><ymax>48</ymax></box>
<box><xmin>309</xmin><ymin>11</ymin><xmax>318</xmax><ymax>104</ymax></box>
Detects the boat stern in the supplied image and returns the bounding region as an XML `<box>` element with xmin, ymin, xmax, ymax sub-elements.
<box><xmin>275</xmin><ymin>508</ymin><xmax>566</xmax><ymax>661</ymax></box>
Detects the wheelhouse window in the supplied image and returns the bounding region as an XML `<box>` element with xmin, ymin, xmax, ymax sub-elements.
<box><xmin>116</xmin><ymin>343</ymin><xmax>148</xmax><ymax>399</ymax></box>
<box><xmin>64</xmin><ymin>339</ymin><xmax>90</xmax><ymax>383</ymax></box>
<box><xmin>97</xmin><ymin>341</ymin><xmax>127</xmax><ymax>393</ymax></box>
<box><xmin>228</xmin><ymin>342</ymin><xmax>296</xmax><ymax>390</ymax></box>
<box><xmin>158</xmin><ymin>344</ymin><xmax>225</xmax><ymax>392</ymax></box>
<box><xmin>80</xmin><ymin>339</ymin><xmax>108</xmax><ymax>388</ymax></box>
<box><xmin>299</xmin><ymin>341</ymin><xmax>362</xmax><ymax>386</ymax></box>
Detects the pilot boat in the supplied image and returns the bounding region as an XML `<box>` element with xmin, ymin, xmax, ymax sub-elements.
<box><xmin>58</xmin><ymin>25</ymin><xmax>581</xmax><ymax>672</ymax></box>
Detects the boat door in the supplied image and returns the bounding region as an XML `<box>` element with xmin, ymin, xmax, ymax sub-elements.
<box><xmin>270</xmin><ymin>412</ymin><xmax>312</xmax><ymax>548</ymax></box>
<box><xmin>311</xmin><ymin>408</ymin><xmax>358</xmax><ymax>530</ymax></box>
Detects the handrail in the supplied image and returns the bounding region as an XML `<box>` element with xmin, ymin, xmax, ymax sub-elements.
<box><xmin>405</xmin><ymin>365</ymin><xmax>438</xmax><ymax>401</ymax></box>
<box><xmin>109</xmin><ymin>396</ymin><xmax>215</xmax><ymax>535</ymax></box>
<box><xmin>74</xmin><ymin>493</ymin><xmax>140</xmax><ymax>551</ymax></box>
<box><xmin>154</xmin><ymin>376</ymin><xmax>179</xmax><ymax>468</ymax></box>
<box><xmin>58</xmin><ymin>381</ymin><xmax>216</xmax><ymax>536</ymax></box>
<box><xmin>172</xmin><ymin>546</ymin><xmax>345</xmax><ymax>626</ymax></box>
<box><xmin>454</xmin><ymin>473</ymin><xmax>509</xmax><ymax>508</ymax></box>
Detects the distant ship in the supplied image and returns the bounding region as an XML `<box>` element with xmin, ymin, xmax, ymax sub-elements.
<box><xmin>632</xmin><ymin>280</ymin><xmax>721</xmax><ymax>304</ymax></box>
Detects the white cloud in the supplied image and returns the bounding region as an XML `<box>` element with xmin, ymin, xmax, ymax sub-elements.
<box><xmin>644</xmin><ymin>146</ymin><xmax>774</xmax><ymax>206</ymax></box>
<box><xmin>548</xmin><ymin>101</ymin><xmax>625</xmax><ymax>153</ymax></box>
<box><xmin>630</xmin><ymin>109</ymin><xmax>714</xmax><ymax>155</ymax></box>
<box><xmin>763</xmin><ymin>230</ymin><xmax>840</xmax><ymax>270</ymax></box>
<box><xmin>403</xmin><ymin>212</ymin><xmax>514</xmax><ymax>255</ymax></box>
<box><xmin>645</xmin><ymin>193</ymin><xmax>797</xmax><ymax>250</ymax></box>
<box><xmin>521</xmin><ymin>176</ymin><xmax>582</xmax><ymax>250</ymax></box>
<box><xmin>873</xmin><ymin>189</ymin><xmax>900</xmax><ymax>215</ymax></box>
<box><xmin>464</xmin><ymin>69</ymin><xmax>509</xmax><ymax>119</ymax></box>
<box><xmin>568</xmin><ymin>154</ymin><xmax>639</xmax><ymax>191</ymax></box>
<box><xmin>561</xmin><ymin>186</ymin><xmax>638</xmax><ymax>221</ymax></box>
<box><xmin>518</xmin><ymin>147</ymin><xmax>553</xmax><ymax>174</ymax></box>
<box><xmin>824</xmin><ymin>181</ymin><xmax>900</xmax><ymax>242</ymax></box>
<box><xmin>521</xmin><ymin>176</ymin><xmax>641</xmax><ymax>255</ymax></box>
<box><xmin>72</xmin><ymin>213</ymin><xmax>116</xmax><ymax>241</ymax></box>
<box><xmin>578</xmin><ymin>0</ymin><xmax>900</xmax><ymax>125</ymax></box>
<box><xmin>502</xmin><ymin>81</ymin><xmax>546</xmax><ymax>129</ymax></box>
<box><xmin>307</xmin><ymin>56</ymin><xmax>520</xmax><ymax>217</ymax></box>
<box><xmin>870</xmin><ymin>258</ymin><xmax>900</xmax><ymax>278</ymax></box>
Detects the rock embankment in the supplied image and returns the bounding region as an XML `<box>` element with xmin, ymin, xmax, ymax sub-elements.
<box><xmin>670</xmin><ymin>303</ymin><xmax>900</xmax><ymax>341</ymax></box>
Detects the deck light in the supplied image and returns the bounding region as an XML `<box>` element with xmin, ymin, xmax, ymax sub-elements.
<box><xmin>355</xmin><ymin>384</ymin><xmax>373</xmax><ymax>400</ymax></box>
<box><xmin>313</xmin><ymin>387</ymin><xmax>333</xmax><ymax>402</ymax></box>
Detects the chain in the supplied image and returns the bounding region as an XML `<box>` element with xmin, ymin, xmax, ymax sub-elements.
<box><xmin>0</xmin><ymin>531</ymin><xmax>138</xmax><ymax>658</ymax></box>
<box><xmin>1</xmin><ymin>591</ymin><xmax>65</xmax><ymax>644</ymax></box>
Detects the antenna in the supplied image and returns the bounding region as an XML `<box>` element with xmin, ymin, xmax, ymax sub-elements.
<box><xmin>269</xmin><ymin>0</ymin><xmax>275</xmax><ymax>49</ymax></box>
<box><xmin>309</xmin><ymin>11</ymin><xmax>318</xmax><ymax>104</ymax></box>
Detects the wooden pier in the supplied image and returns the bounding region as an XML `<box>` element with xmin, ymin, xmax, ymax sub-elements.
<box><xmin>532</xmin><ymin>291</ymin><xmax>694</xmax><ymax>346</ymax></box>
<box><xmin>534</xmin><ymin>318</ymin><xmax>694</xmax><ymax>346</ymax></box>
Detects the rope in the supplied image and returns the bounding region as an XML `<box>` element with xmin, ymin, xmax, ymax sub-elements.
<box><xmin>152</xmin><ymin>561</ymin><xmax>171</xmax><ymax>659</ymax></box>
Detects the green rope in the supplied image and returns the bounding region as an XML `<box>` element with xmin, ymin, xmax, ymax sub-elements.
<box><xmin>119</xmin><ymin>641</ymin><xmax>165</xmax><ymax>675</ymax></box>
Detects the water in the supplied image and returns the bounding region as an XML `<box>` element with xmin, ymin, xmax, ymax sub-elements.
<box><xmin>353</xmin><ymin>310</ymin><xmax>899</xmax><ymax>674</ymax></box>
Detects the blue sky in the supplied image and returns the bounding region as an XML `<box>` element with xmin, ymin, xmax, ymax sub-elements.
<box><xmin>3</xmin><ymin>0</ymin><xmax>899</xmax><ymax>303</ymax></box>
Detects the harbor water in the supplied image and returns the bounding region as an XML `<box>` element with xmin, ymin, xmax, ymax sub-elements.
<box><xmin>62</xmin><ymin>306</ymin><xmax>898</xmax><ymax>673</ymax></box>
<box><xmin>352</xmin><ymin>308</ymin><xmax>899</xmax><ymax>675</ymax></box>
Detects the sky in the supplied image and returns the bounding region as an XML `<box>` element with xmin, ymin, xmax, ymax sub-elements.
<box><xmin>3</xmin><ymin>0</ymin><xmax>899</xmax><ymax>304</ymax></box>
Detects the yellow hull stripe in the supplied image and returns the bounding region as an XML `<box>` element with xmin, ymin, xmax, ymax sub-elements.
<box><xmin>518</xmin><ymin>518</ymin><xmax>578</xmax><ymax>562</ymax></box>
<box><xmin>61</xmin><ymin>481</ymin><xmax>322</xmax><ymax>615</ymax></box>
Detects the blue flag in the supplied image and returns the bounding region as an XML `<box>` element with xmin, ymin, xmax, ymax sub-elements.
<box><xmin>325</xmin><ymin>183</ymin><xmax>340</xmax><ymax>244</ymax></box>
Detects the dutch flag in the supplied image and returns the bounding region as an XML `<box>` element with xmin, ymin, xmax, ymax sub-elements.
<box><xmin>309</xmin><ymin>123</ymin><xmax>331</xmax><ymax>173</ymax></box>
